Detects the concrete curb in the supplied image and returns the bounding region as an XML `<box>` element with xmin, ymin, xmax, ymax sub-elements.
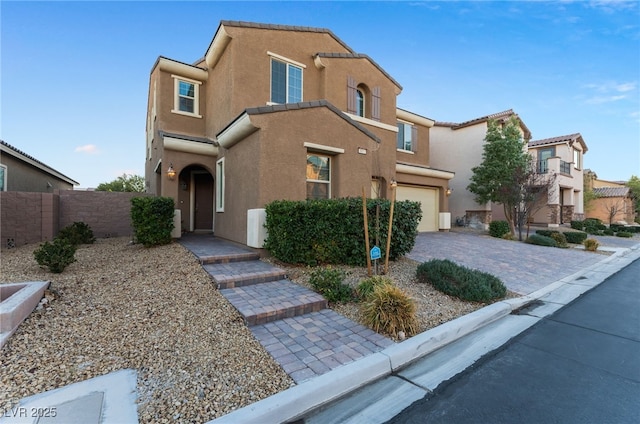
<box><xmin>209</xmin><ymin>243</ymin><xmax>640</xmax><ymax>424</ymax></box>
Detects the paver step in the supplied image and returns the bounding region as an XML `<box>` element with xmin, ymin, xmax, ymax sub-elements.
<box><xmin>199</xmin><ymin>251</ymin><xmax>260</xmax><ymax>265</ymax></box>
<box><xmin>203</xmin><ymin>260</ymin><xmax>287</xmax><ymax>289</ymax></box>
<box><xmin>220</xmin><ymin>279</ymin><xmax>328</xmax><ymax>326</ymax></box>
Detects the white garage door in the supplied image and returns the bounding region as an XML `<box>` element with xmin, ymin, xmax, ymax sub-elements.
<box><xmin>396</xmin><ymin>186</ymin><xmax>439</xmax><ymax>232</ymax></box>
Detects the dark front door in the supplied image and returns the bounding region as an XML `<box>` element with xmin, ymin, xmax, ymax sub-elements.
<box><xmin>194</xmin><ymin>173</ymin><xmax>214</xmax><ymax>231</ymax></box>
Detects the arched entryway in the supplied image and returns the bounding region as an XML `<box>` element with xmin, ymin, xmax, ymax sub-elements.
<box><xmin>178</xmin><ymin>165</ymin><xmax>214</xmax><ymax>233</ymax></box>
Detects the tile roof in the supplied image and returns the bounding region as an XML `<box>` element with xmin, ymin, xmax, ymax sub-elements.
<box><xmin>593</xmin><ymin>186</ymin><xmax>630</xmax><ymax>198</ymax></box>
<box><xmin>528</xmin><ymin>133</ymin><xmax>588</xmax><ymax>153</ymax></box>
<box><xmin>434</xmin><ymin>109</ymin><xmax>532</xmax><ymax>139</ymax></box>
<box><xmin>0</xmin><ymin>139</ymin><xmax>79</xmax><ymax>185</ymax></box>
<box><xmin>231</xmin><ymin>99</ymin><xmax>381</xmax><ymax>143</ymax></box>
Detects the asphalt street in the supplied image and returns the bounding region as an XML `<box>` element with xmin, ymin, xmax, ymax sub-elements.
<box><xmin>386</xmin><ymin>258</ymin><xmax>640</xmax><ymax>424</ymax></box>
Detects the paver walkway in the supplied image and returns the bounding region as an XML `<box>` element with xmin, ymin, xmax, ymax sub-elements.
<box><xmin>407</xmin><ymin>230</ymin><xmax>610</xmax><ymax>295</ymax></box>
<box><xmin>179</xmin><ymin>234</ymin><xmax>393</xmax><ymax>383</ymax></box>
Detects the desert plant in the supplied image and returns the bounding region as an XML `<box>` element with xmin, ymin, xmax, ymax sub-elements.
<box><xmin>583</xmin><ymin>238</ymin><xmax>600</xmax><ymax>252</ymax></box>
<box><xmin>356</xmin><ymin>276</ymin><xmax>392</xmax><ymax>300</ymax></box>
<box><xmin>501</xmin><ymin>232</ymin><xmax>515</xmax><ymax>240</ymax></box>
<box><xmin>550</xmin><ymin>232</ymin><xmax>569</xmax><ymax>248</ymax></box>
<box><xmin>57</xmin><ymin>222</ymin><xmax>95</xmax><ymax>246</ymax></box>
<box><xmin>526</xmin><ymin>234</ymin><xmax>557</xmax><ymax>247</ymax></box>
<box><xmin>33</xmin><ymin>238</ymin><xmax>77</xmax><ymax>273</ymax></box>
<box><xmin>489</xmin><ymin>220</ymin><xmax>510</xmax><ymax>238</ymax></box>
<box><xmin>309</xmin><ymin>267</ymin><xmax>352</xmax><ymax>303</ymax></box>
<box><xmin>416</xmin><ymin>259</ymin><xmax>506</xmax><ymax>303</ymax></box>
<box><xmin>360</xmin><ymin>284</ymin><xmax>418</xmax><ymax>337</ymax></box>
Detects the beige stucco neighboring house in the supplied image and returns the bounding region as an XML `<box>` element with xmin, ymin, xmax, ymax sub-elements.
<box><xmin>527</xmin><ymin>133</ymin><xmax>587</xmax><ymax>226</ymax></box>
<box><xmin>0</xmin><ymin>140</ymin><xmax>78</xmax><ymax>192</ymax></box>
<box><xmin>145</xmin><ymin>20</ymin><xmax>454</xmax><ymax>246</ymax></box>
<box><xmin>429</xmin><ymin>109</ymin><xmax>531</xmax><ymax>229</ymax></box>
<box><xmin>584</xmin><ymin>173</ymin><xmax>636</xmax><ymax>224</ymax></box>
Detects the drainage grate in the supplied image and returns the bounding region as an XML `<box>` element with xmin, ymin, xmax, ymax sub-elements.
<box><xmin>6</xmin><ymin>238</ymin><xmax>15</xmax><ymax>249</ymax></box>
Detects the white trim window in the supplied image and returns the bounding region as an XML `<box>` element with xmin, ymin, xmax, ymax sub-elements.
<box><xmin>306</xmin><ymin>154</ymin><xmax>330</xmax><ymax>200</ymax></box>
<box><xmin>573</xmin><ymin>148</ymin><xmax>582</xmax><ymax>170</ymax></box>
<box><xmin>0</xmin><ymin>164</ymin><xmax>6</xmax><ymax>191</ymax></box>
<box><xmin>397</xmin><ymin>121</ymin><xmax>417</xmax><ymax>152</ymax></box>
<box><xmin>356</xmin><ymin>89</ymin><xmax>365</xmax><ymax>117</ymax></box>
<box><xmin>216</xmin><ymin>158</ymin><xmax>225</xmax><ymax>212</ymax></box>
<box><xmin>270</xmin><ymin>57</ymin><xmax>303</xmax><ymax>104</ymax></box>
<box><xmin>171</xmin><ymin>75</ymin><xmax>202</xmax><ymax>117</ymax></box>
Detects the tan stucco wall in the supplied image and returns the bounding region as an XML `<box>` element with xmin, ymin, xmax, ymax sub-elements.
<box><xmin>587</xmin><ymin>197</ymin><xmax>635</xmax><ymax>224</ymax></box>
<box><xmin>0</xmin><ymin>154</ymin><xmax>74</xmax><ymax>192</ymax></box>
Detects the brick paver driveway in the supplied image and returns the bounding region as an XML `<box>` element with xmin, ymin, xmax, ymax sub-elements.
<box><xmin>406</xmin><ymin>230</ymin><xmax>638</xmax><ymax>295</ymax></box>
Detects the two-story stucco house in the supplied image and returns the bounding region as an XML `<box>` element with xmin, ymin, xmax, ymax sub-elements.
<box><xmin>527</xmin><ymin>133</ymin><xmax>588</xmax><ymax>226</ymax></box>
<box><xmin>429</xmin><ymin>110</ymin><xmax>532</xmax><ymax>229</ymax></box>
<box><xmin>145</xmin><ymin>21</ymin><xmax>454</xmax><ymax>246</ymax></box>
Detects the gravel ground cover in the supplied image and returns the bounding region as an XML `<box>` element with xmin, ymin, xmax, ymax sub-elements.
<box><xmin>0</xmin><ymin>238</ymin><xmax>293</xmax><ymax>423</ymax></box>
<box><xmin>1</xmin><ymin>235</ymin><xmax>508</xmax><ymax>422</ymax></box>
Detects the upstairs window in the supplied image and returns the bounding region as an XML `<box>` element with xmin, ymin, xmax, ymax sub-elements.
<box><xmin>172</xmin><ymin>75</ymin><xmax>202</xmax><ymax>117</ymax></box>
<box><xmin>306</xmin><ymin>154</ymin><xmax>330</xmax><ymax>199</ymax></box>
<box><xmin>271</xmin><ymin>57</ymin><xmax>303</xmax><ymax>104</ymax></box>
<box><xmin>0</xmin><ymin>164</ymin><xmax>6</xmax><ymax>191</ymax></box>
<box><xmin>573</xmin><ymin>148</ymin><xmax>582</xmax><ymax>170</ymax></box>
<box><xmin>397</xmin><ymin>122</ymin><xmax>417</xmax><ymax>152</ymax></box>
<box><xmin>356</xmin><ymin>89</ymin><xmax>365</xmax><ymax>117</ymax></box>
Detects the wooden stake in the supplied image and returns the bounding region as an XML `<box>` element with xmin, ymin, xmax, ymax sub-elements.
<box><xmin>384</xmin><ymin>182</ymin><xmax>397</xmax><ymax>274</ymax></box>
<box><xmin>362</xmin><ymin>187</ymin><xmax>372</xmax><ymax>276</ymax></box>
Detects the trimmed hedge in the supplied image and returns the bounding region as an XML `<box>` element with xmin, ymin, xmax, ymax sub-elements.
<box><xmin>536</xmin><ymin>229</ymin><xmax>587</xmax><ymax>244</ymax></box>
<box><xmin>489</xmin><ymin>220</ymin><xmax>510</xmax><ymax>238</ymax></box>
<box><xmin>526</xmin><ymin>234</ymin><xmax>557</xmax><ymax>247</ymax></box>
<box><xmin>616</xmin><ymin>231</ymin><xmax>633</xmax><ymax>238</ymax></box>
<box><xmin>130</xmin><ymin>196</ymin><xmax>175</xmax><ymax>247</ymax></box>
<box><xmin>416</xmin><ymin>259</ymin><xmax>506</xmax><ymax>303</ymax></box>
<box><xmin>264</xmin><ymin>198</ymin><xmax>421</xmax><ymax>266</ymax></box>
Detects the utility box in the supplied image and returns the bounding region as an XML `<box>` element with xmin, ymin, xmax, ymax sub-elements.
<box><xmin>172</xmin><ymin>209</ymin><xmax>182</xmax><ymax>239</ymax></box>
<box><xmin>247</xmin><ymin>208</ymin><xmax>267</xmax><ymax>248</ymax></box>
<box><xmin>439</xmin><ymin>212</ymin><xmax>451</xmax><ymax>231</ymax></box>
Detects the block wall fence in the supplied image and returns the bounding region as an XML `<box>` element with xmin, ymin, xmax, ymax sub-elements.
<box><xmin>0</xmin><ymin>190</ymin><xmax>152</xmax><ymax>249</ymax></box>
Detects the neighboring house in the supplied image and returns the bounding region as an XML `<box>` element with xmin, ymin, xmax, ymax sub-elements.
<box><xmin>0</xmin><ymin>140</ymin><xmax>78</xmax><ymax>192</ymax></box>
<box><xmin>145</xmin><ymin>20</ymin><xmax>454</xmax><ymax>246</ymax></box>
<box><xmin>429</xmin><ymin>109</ymin><xmax>531</xmax><ymax>229</ymax></box>
<box><xmin>585</xmin><ymin>173</ymin><xmax>636</xmax><ymax>224</ymax></box>
<box><xmin>527</xmin><ymin>133</ymin><xmax>587</xmax><ymax>226</ymax></box>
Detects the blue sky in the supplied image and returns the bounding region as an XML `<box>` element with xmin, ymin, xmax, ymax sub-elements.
<box><xmin>2</xmin><ymin>0</ymin><xmax>639</xmax><ymax>188</ymax></box>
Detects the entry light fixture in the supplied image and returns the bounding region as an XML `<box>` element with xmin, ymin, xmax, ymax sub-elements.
<box><xmin>446</xmin><ymin>188</ymin><xmax>453</xmax><ymax>196</ymax></box>
<box><xmin>167</xmin><ymin>163</ymin><xmax>176</xmax><ymax>180</ymax></box>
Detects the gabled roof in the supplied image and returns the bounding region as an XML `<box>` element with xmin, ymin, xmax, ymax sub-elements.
<box><xmin>216</xmin><ymin>100</ymin><xmax>380</xmax><ymax>149</ymax></box>
<box><xmin>593</xmin><ymin>186</ymin><xmax>630</xmax><ymax>198</ymax></box>
<box><xmin>434</xmin><ymin>109</ymin><xmax>532</xmax><ymax>140</ymax></box>
<box><xmin>528</xmin><ymin>133</ymin><xmax>588</xmax><ymax>153</ymax></box>
<box><xmin>158</xmin><ymin>131</ymin><xmax>215</xmax><ymax>146</ymax></box>
<box><xmin>314</xmin><ymin>53</ymin><xmax>402</xmax><ymax>90</ymax></box>
<box><xmin>0</xmin><ymin>140</ymin><xmax>79</xmax><ymax>186</ymax></box>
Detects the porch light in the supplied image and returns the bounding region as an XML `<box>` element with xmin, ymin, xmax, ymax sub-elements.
<box><xmin>167</xmin><ymin>164</ymin><xmax>176</xmax><ymax>180</ymax></box>
<box><xmin>446</xmin><ymin>188</ymin><xmax>453</xmax><ymax>196</ymax></box>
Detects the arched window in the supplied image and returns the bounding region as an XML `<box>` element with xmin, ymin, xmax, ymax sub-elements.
<box><xmin>356</xmin><ymin>89</ymin><xmax>364</xmax><ymax>117</ymax></box>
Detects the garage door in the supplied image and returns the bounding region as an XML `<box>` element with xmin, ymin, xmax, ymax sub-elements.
<box><xmin>396</xmin><ymin>186</ymin><xmax>439</xmax><ymax>232</ymax></box>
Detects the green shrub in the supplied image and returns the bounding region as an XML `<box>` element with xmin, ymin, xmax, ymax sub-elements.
<box><xmin>489</xmin><ymin>220</ymin><xmax>510</xmax><ymax>238</ymax></box>
<box><xmin>34</xmin><ymin>238</ymin><xmax>77</xmax><ymax>273</ymax></box>
<box><xmin>501</xmin><ymin>232</ymin><xmax>515</xmax><ymax>240</ymax></box>
<box><xmin>603</xmin><ymin>229</ymin><xmax>615</xmax><ymax>236</ymax></box>
<box><xmin>616</xmin><ymin>231</ymin><xmax>633</xmax><ymax>238</ymax></box>
<box><xmin>564</xmin><ymin>231</ymin><xmax>588</xmax><ymax>244</ymax></box>
<box><xmin>57</xmin><ymin>222</ymin><xmax>95</xmax><ymax>246</ymax></box>
<box><xmin>526</xmin><ymin>234</ymin><xmax>557</xmax><ymax>247</ymax></box>
<box><xmin>583</xmin><ymin>238</ymin><xmax>599</xmax><ymax>252</ymax></box>
<box><xmin>130</xmin><ymin>196</ymin><xmax>175</xmax><ymax>247</ymax></box>
<box><xmin>416</xmin><ymin>259</ymin><xmax>506</xmax><ymax>303</ymax></box>
<box><xmin>360</xmin><ymin>284</ymin><xmax>418</xmax><ymax>337</ymax></box>
<box><xmin>264</xmin><ymin>198</ymin><xmax>421</xmax><ymax>266</ymax></box>
<box><xmin>309</xmin><ymin>267</ymin><xmax>352</xmax><ymax>303</ymax></box>
<box><xmin>356</xmin><ymin>276</ymin><xmax>392</xmax><ymax>301</ymax></box>
<box><xmin>550</xmin><ymin>232</ymin><xmax>569</xmax><ymax>248</ymax></box>
<box><xmin>584</xmin><ymin>217</ymin><xmax>603</xmax><ymax>226</ymax></box>
<box><xmin>570</xmin><ymin>220</ymin><xmax>585</xmax><ymax>231</ymax></box>
<box><xmin>535</xmin><ymin>229</ymin><xmax>556</xmax><ymax>238</ymax></box>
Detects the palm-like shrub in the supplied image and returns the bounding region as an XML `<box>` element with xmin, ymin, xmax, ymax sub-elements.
<box><xmin>361</xmin><ymin>284</ymin><xmax>418</xmax><ymax>337</ymax></box>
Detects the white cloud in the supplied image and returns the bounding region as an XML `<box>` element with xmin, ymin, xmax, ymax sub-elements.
<box><xmin>584</xmin><ymin>94</ymin><xmax>627</xmax><ymax>104</ymax></box>
<box><xmin>74</xmin><ymin>144</ymin><xmax>100</xmax><ymax>154</ymax></box>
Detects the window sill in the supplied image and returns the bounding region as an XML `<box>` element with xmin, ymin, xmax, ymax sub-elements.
<box><xmin>171</xmin><ymin>109</ymin><xmax>202</xmax><ymax>119</ymax></box>
<box><xmin>396</xmin><ymin>148</ymin><xmax>415</xmax><ymax>155</ymax></box>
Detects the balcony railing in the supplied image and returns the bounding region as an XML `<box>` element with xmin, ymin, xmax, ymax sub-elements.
<box><xmin>537</xmin><ymin>160</ymin><xmax>572</xmax><ymax>175</ymax></box>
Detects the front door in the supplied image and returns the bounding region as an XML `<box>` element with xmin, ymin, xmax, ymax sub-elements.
<box><xmin>194</xmin><ymin>173</ymin><xmax>214</xmax><ymax>231</ymax></box>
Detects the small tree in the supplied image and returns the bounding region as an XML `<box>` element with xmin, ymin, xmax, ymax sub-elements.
<box><xmin>468</xmin><ymin>116</ymin><xmax>529</xmax><ymax>234</ymax></box>
<box><xmin>602</xmin><ymin>197</ymin><xmax>627</xmax><ymax>225</ymax></box>
<box><xmin>627</xmin><ymin>175</ymin><xmax>640</xmax><ymax>221</ymax></box>
<box><xmin>96</xmin><ymin>174</ymin><xmax>145</xmax><ymax>192</ymax></box>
